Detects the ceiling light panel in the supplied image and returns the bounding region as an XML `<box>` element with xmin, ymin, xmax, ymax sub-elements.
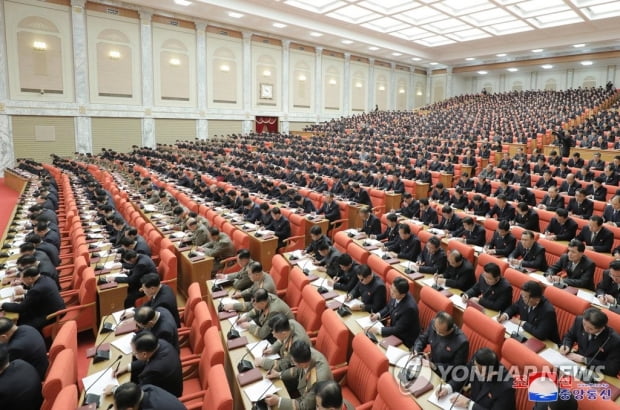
<box><xmin>414</xmin><ymin>35</ymin><xmax>456</xmax><ymax>47</ymax></box>
<box><xmin>397</xmin><ymin>6</ymin><xmax>446</xmax><ymax>25</ymax></box>
<box><xmin>527</xmin><ymin>10</ymin><xmax>583</xmax><ymax>28</ymax></box>
<box><xmin>434</xmin><ymin>0</ymin><xmax>495</xmax><ymax>16</ymax></box>
<box><xmin>284</xmin><ymin>0</ymin><xmax>345</xmax><ymax>13</ymax></box>
<box><xmin>507</xmin><ymin>0</ymin><xmax>569</xmax><ymax>18</ymax></box>
<box><xmin>446</xmin><ymin>28</ymin><xmax>492</xmax><ymax>42</ymax></box>
<box><xmin>422</xmin><ymin>17</ymin><xmax>472</xmax><ymax>33</ymax></box>
<box><xmin>580</xmin><ymin>2</ymin><xmax>620</xmax><ymax>20</ymax></box>
<box><xmin>326</xmin><ymin>5</ymin><xmax>381</xmax><ymax>24</ymax></box>
<box><xmin>361</xmin><ymin>16</ymin><xmax>409</xmax><ymax>33</ymax></box>
<box><xmin>358</xmin><ymin>0</ymin><xmax>420</xmax><ymax>14</ymax></box>
<box><xmin>389</xmin><ymin>27</ymin><xmax>431</xmax><ymax>40</ymax></box>
<box><xmin>460</xmin><ymin>8</ymin><xmax>515</xmax><ymax>25</ymax></box>
<box><xmin>484</xmin><ymin>19</ymin><xmax>534</xmax><ymax>35</ymax></box>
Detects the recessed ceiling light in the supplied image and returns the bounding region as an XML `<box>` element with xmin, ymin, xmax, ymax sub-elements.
<box><xmin>478</xmin><ymin>70</ymin><xmax>488</xmax><ymax>75</ymax></box>
<box><xmin>392</xmin><ymin>52</ymin><xmax>402</xmax><ymax>56</ymax></box>
<box><xmin>174</xmin><ymin>0</ymin><xmax>191</xmax><ymax>5</ymax></box>
<box><xmin>496</xmin><ymin>53</ymin><xmax>506</xmax><ymax>57</ymax></box>
<box><xmin>581</xmin><ymin>61</ymin><xmax>593</xmax><ymax>66</ymax></box>
<box><xmin>573</xmin><ymin>43</ymin><xmax>585</xmax><ymax>48</ymax></box>
<box><xmin>368</xmin><ymin>46</ymin><xmax>379</xmax><ymax>51</ymax></box>
<box><xmin>429</xmin><ymin>62</ymin><xmax>438</xmax><ymax>65</ymax></box>
<box><xmin>541</xmin><ymin>64</ymin><xmax>553</xmax><ymax>69</ymax></box>
<box><xmin>273</xmin><ymin>23</ymin><xmax>287</xmax><ymax>28</ymax></box>
<box><xmin>465</xmin><ymin>57</ymin><xmax>475</xmax><ymax>61</ymax></box>
<box><xmin>310</xmin><ymin>32</ymin><xmax>323</xmax><ymax>37</ymax></box>
<box><xmin>341</xmin><ymin>40</ymin><xmax>353</xmax><ymax>45</ymax></box>
<box><xmin>228</xmin><ymin>11</ymin><xmax>243</xmax><ymax>18</ymax></box>
<box><xmin>507</xmin><ymin>68</ymin><xmax>518</xmax><ymax>72</ymax></box>
<box><xmin>411</xmin><ymin>57</ymin><xmax>421</xmax><ymax>61</ymax></box>
<box><xmin>531</xmin><ymin>49</ymin><xmax>543</xmax><ymax>53</ymax></box>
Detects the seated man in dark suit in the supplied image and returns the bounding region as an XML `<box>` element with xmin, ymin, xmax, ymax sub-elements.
<box><xmin>359</xmin><ymin>206</ymin><xmax>381</xmax><ymax>236</ymax></box>
<box><xmin>430</xmin><ymin>183</ymin><xmax>450</xmax><ymax>203</ymax></box>
<box><xmin>515</xmin><ymin>186</ymin><xmax>536</xmax><ymax>207</ymax></box>
<box><xmin>567</xmin><ymin>153</ymin><xmax>584</xmax><ymax>169</ymax></box>
<box><xmin>113</xmin><ymin>382</ymin><xmax>185</xmax><ymax>410</ymax></box>
<box><xmin>265</xmin><ymin>207</ymin><xmax>292</xmax><ymax>250</ymax></box>
<box><xmin>486</xmin><ymin>194</ymin><xmax>515</xmax><ymax>221</ymax></box>
<box><xmin>241</xmin><ymin>198</ymin><xmax>262</xmax><ymax>223</ymax></box>
<box><xmin>534</xmin><ymin>170</ymin><xmax>557</xmax><ymax>191</ymax></box>
<box><xmin>585</xmin><ymin>176</ymin><xmax>608</xmax><ymax>202</ymax></box>
<box><xmin>397</xmin><ymin>193</ymin><xmax>420</xmax><ymax>218</ymax></box>
<box><xmin>386</xmin><ymin>223</ymin><xmax>421</xmax><ymax>262</ymax></box>
<box><xmin>449</xmin><ymin>187</ymin><xmax>469</xmax><ymax>210</ymax></box>
<box><xmin>474</xmin><ymin>176</ymin><xmax>492</xmax><ymax>196</ymax></box>
<box><xmin>513</xmin><ymin>202</ymin><xmax>540</xmax><ymax>232</ymax></box>
<box><xmin>560</xmin><ymin>308</ymin><xmax>620</xmax><ymax>377</ymax></box>
<box><xmin>317</xmin><ymin>192</ymin><xmax>340</xmax><ymax>225</ymax></box>
<box><xmin>139</xmin><ymin>273</ymin><xmax>180</xmax><ymax>327</ymax></box>
<box><xmin>346</xmin><ymin>265</ymin><xmax>387</xmax><ymax>313</ymax></box>
<box><xmin>486</xmin><ymin>220</ymin><xmax>517</xmax><ymax>257</ymax></box>
<box><xmin>545</xmin><ymin>239</ymin><xmax>595</xmax><ymax>290</ymax></box>
<box><xmin>509</xmin><ymin>230</ymin><xmax>548</xmax><ymax>272</ymax></box>
<box><xmin>368</xmin><ymin>277</ymin><xmax>420</xmax><ymax>348</ymax></box>
<box><xmin>0</xmin><ymin>344</ymin><xmax>43</xmax><ymax>410</ymax></box>
<box><xmin>112</xmin><ymin>332</ymin><xmax>182</xmax><ymax>397</ymax></box>
<box><xmin>304</xmin><ymin>225</ymin><xmax>331</xmax><ymax>259</ymax></box>
<box><xmin>452</xmin><ymin>217</ymin><xmax>486</xmax><ymax>247</ymax></box>
<box><xmin>417</xmin><ymin>236</ymin><xmax>447</xmax><ymax>274</ymax></box>
<box><xmin>467</xmin><ymin>194</ymin><xmax>490</xmax><ymax>216</ymax></box>
<box><xmin>374</xmin><ymin>213</ymin><xmax>399</xmax><ymax>246</ymax></box>
<box><xmin>134</xmin><ymin>306</ymin><xmax>179</xmax><ymax>351</ymax></box>
<box><xmin>0</xmin><ymin>266</ymin><xmax>65</xmax><ymax>332</ymax></box>
<box><xmin>432</xmin><ymin>206</ymin><xmax>462</xmax><ymax>234</ymax></box>
<box><xmin>418</xmin><ymin>199</ymin><xmax>438</xmax><ymax>225</ymax></box>
<box><xmin>350</xmin><ymin>183</ymin><xmax>372</xmax><ymax>206</ymax></box>
<box><xmin>112</xmin><ymin>250</ymin><xmax>158</xmax><ymax>308</ymax></box>
<box><xmin>0</xmin><ymin>317</ymin><xmax>48</xmax><ymax>380</ymax></box>
<box><xmin>455</xmin><ymin>172</ymin><xmax>475</xmax><ymax>192</ymax></box>
<box><xmin>492</xmin><ymin>179</ymin><xmax>515</xmax><ymax>201</ymax></box>
<box><xmin>559</xmin><ymin>174</ymin><xmax>581</xmax><ymax>196</ymax></box>
<box><xmin>462</xmin><ymin>262</ymin><xmax>512</xmax><ymax>312</ymax></box>
<box><xmin>567</xmin><ymin>189</ymin><xmax>594</xmax><ymax>219</ymax></box>
<box><xmin>575</xmin><ymin>215</ymin><xmax>614</xmax><ymax>253</ymax></box>
<box><xmin>328</xmin><ymin>253</ymin><xmax>359</xmax><ymax>292</ymax></box>
<box><xmin>544</xmin><ymin>208</ymin><xmax>578</xmax><ymax>242</ymax></box>
<box><xmin>603</xmin><ymin>195</ymin><xmax>620</xmax><ymax>227</ymax></box>
<box><xmin>291</xmin><ymin>194</ymin><xmax>316</xmax><ymax>214</ymax></box>
<box><xmin>595</xmin><ymin>260</ymin><xmax>620</xmax><ymax>306</ymax></box>
<box><xmin>537</xmin><ymin>186</ymin><xmax>564</xmax><ymax>211</ymax></box>
<box><xmin>434</xmin><ymin>250</ymin><xmax>475</xmax><ymax>291</ymax></box>
<box><xmin>435</xmin><ymin>348</ymin><xmax>515</xmax><ymax>410</ymax></box>
<box><xmin>498</xmin><ymin>281</ymin><xmax>560</xmax><ymax>343</ymax></box>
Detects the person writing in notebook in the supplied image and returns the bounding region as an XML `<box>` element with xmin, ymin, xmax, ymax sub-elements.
<box><xmin>345</xmin><ymin>265</ymin><xmax>386</xmax><ymax>313</ymax></box>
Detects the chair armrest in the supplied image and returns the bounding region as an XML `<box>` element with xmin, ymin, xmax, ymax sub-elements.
<box><xmin>179</xmin><ymin>390</ymin><xmax>206</xmax><ymax>403</ymax></box>
<box><xmin>329</xmin><ymin>218</ymin><xmax>348</xmax><ymax>228</ymax></box>
<box><xmin>46</xmin><ymin>302</ymin><xmax>96</xmax><ymax>321</ymax></box>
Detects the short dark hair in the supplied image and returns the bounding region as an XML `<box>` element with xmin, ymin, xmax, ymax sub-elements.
<box><xmin>0</xmin><ymin>317</ymin><xmax>14</xmax><ymax>334</ymax></box>
<box><xmin>140</xmin><ymin>273</ymin><xmax>161</xmax><ymax>288</ymax></box>
<box><xmin>268</xmin><ymin>313</ymin><xmax>291</xmax><ymax>333</ymax></box>
<box><xmin>462</xmin><ymin>217</ymin><xmax>474</xmax><ymax>226</ymax></box>
<box><xmin>435</xmin><ymin>311</ymin><xmax>455</xmax><ymax>329</ymax></box>
<box><xmin>473</xmin><ymin>347</ymin><xmax>499</xmax><ymax>367</ymax></box>
<box><xmin>314</xmin><ymin>380</ymin><xmax>343</xmax><ymax>408</ymax></box>
<box><xmin>556</xmin><ymin>208</ymin><xmax>568</xmax><ymax>218</ymax></box>
<box><xmin>428</xmin><ymin>236</ymin><xmax>440</xmax><ymax>248</ymax></box>
<box><xmin>590</xmin><ymin>215</ymin><xmax>603</xmax><ymax>226</ymax></box>
<box><xmin>392</xmin><ymin>277</ymin><xmax>409</xmax><ymax>295</ymax></box>
<box><xmin>113</xmin><ymin>382</ymin><xmax>142</xmax><ymax>409</ymax></box>
<box><xmin>568</xmin><ymin>239</ymin><xmax>585</xmax><ymax>252</ymax></box>
<box><xmin>386</xmin><ymin>213</ymin><xmax>398</xmax><ymax>222</ymax></box>
<box><xmin>19</xmin><ymin>242</ymin><xmax>35</xmax><ymax>253</ymax></box>
<box><xmin>290</xmin><ymin>340</ymin><xmax>312</xmax><ymax>363</ymax></box>
<box><xmin>237</xmin><ymin>249</ymin><xmax>251</xmax><ymax>259</ymax></box>
<box><xmin>398</xmin><ymin>223</ymin><xmax>411</xmax><ymax>234</ymax></box>
<box><xmin>498</xmin><ymin>220</ymin><xmax>510</xmax><ymax>231</ymax></box>
<box><xmin>356</xmin><ymin>264</ymin><xmax>372</xmax><ymax>278</ymax></box>
<box><xmin>132</xmin><ymin>331</ymin><xmax>158</xmax><ymax>352</ymax></box>
<box><xmin>310</xmin><ymin>225</ymin><xmax>322</xmax><ymax>235</ymax></box>
<box><xmin>252</xmin><ymin>288</ymin><xmax>269</xmax><ymax>302</ymax></box>
<box><xmin>134</xmin><ymin>306</ymin><xmax>156</xmax><ymax>325</ymax></box>
<box><xmin>484</xmin><ymin>262</ymin><xmax>501</xmax><ymax>278</ymax></box>
<box><xmin>21</xmin><ymin>266</ymin><xmax>40</xmax><ymax>278</ymax></box>
<box><xmin>522</xmin><ymin>281</ymin><xmax>543</xmax><ymax>298</ymax></box>
<box><xmin>583</xmin><ymin>307</ymin><xmax>607</xmax><ymax>328</ymax></box>
<box><xmin>338</xmin><ymin>254</ymin><xmax>352</xmax><ymax>266</ymax></box>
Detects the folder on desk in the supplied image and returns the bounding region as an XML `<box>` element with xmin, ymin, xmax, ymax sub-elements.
<box><xmin>227</xmin><ymin>336</ymin><xmax>249</xmax><ymax>350</ymax></box>
<box><xmin>189</xmin><ymin>255</ymin><xmax>205</xmax><ymax>262</ymax></box>
<box><xmin>326</xmin><ymin>299</ymin><xmax>342</xmax><ymax>310</ymax></box>
<box><xmin>218</xmin><ymin>310</ymin><xmax>237</xmax><ymax>320</ymax></box>
<box><xmin>114</xmin><ymin>319</ymin><xmax>137</xmax><ymax>336</ymax></box>
<box><xmin>407</xmin><ymin>272</ymin><xmax>424</xmax><ymax>281</ymax></box>
<box><xmin>211</xmin><ymin>289</ymin><xmax>228</xmax><ymax>299</ymax></box>
<box><xmin>86</xmin><ymin>343</ymin><xmax>110</xmax><ymax>358</ymax></box>
<box><xmin>320</xmin><ymin>291</ymin><xmax>339</xmax><ymax>300</ymax></box>
<box><xmin>237</xmin><ymin>367</ymin><xmax>263</xmax><ymax>386</ymax></box>
<box><xmin>379</xmin><ymin>335</ymin><xmax>403</xmax><ymax>349</ymax></box>
<box><xmin>466</xmin><ymin>299</ymin><xmax>484</xmax><ymax>312</ymax></box>
<box><xmin>523</xmin><ymin>338</ymin><xmax>546</xmax><ymax>353</ymax></box>
<box><xmin>407</xmin><ymin>376</ymin><xmax>434</xmax><ymax>397</ymax></box>
<box><xmin>98</xmin><ymin>281</ymin><xmax>118</xmax><ymax>290</ymax></box>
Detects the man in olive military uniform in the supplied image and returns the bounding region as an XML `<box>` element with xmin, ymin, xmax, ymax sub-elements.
<box><xmin>237</xmin><ymin>289</ymin><xmax>294</xmax><ymax>340</ymax></box>
<box><xmin>215</xmin><ymin>249</ymin><xmax>254</xmax><ymax>291</ymax></box>
<box><xmin>225</xmin><ymin>262</ymin><xmax>277</xmax><ymax>312</ymax></box>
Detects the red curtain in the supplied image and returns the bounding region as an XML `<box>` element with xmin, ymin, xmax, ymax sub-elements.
<box><xmin>255</xmin><ymin>116</ymin><xmax>278</xmax><ymax>133</ymax></box>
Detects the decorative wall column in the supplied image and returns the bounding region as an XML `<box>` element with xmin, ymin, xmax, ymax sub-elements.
<box><xmin>389</xmin><ymin>63</ymin><xmax>396</xmax><ymax>110</ymax></box>
<box><xmin>426</xmin><ymin>68</ymin><xmax>432</xmax><ymax>105</ymax></box>
<box><xmin>566</xmin><ymin>69</ymin><xmax>574</xmax><ymax>89</ymax></box>
<box><xmin>71</xmin><ymin>0</ymin><xmax>92</xmax><ymax>153</ymax></box>
<box><xmin>281</xmin><ymin>40</ymin><xmax>290</xmax><ymax>134</ymax></box>
<box><xmin>368</xmin><ymin>58</ymin><xmax>375</xmax><ymax>111</ymax></box>
<box><xmin>195</xmin><ymin>21</ymin><xmax>208</xmax><ymax>140</ymax></box>
<box><xmin>530</xmin><ymin>71</ymin><xmax>538</xmax><ymax>90</ymax></box>
<box><xmin>314</xmin><ymin>47</ymin><xmax>323</xmax><ymax>121</ymax></box>
<box><xmin>0</xmin><ymin>0</ymin><xmax>13</xmax><ymax>175</ymax></box>
<box><xmin>446</xmin><ymin>66</ymin><xmax>453</xmax><ymax>98</ymax></box>
<box><xmin>139</xmin><ymin>10</ymin><xmax>155</xmax><ymax>148</ymax></box>
<box><xmin>499</xmin><ymin>72</ymin><xmax>506</xmax><ymax>93</ymax></box>
<box><xmin>341</xmin><ymin>53</ymin><xmax>350</xmax><ymax>115</ymax></box>
<box><xmin>408</xmin><ymin>68</ymin><xmax>415</xmax><ymax>109</ymax></box>
<box><xmin>242</xmin><ymin>31</ymin><xmax>253</xmax><ymax>134</ymax></box>
<box><xmin>607</xmin><ymin>65</ymin><xmax>616</xmax><ymax>84</ymax></box>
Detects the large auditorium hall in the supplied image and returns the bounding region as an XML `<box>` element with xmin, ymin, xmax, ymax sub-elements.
<box><xmin>1</xmin><ymin>1</ymin><xmax>620</xmax><ymax>409</ymax></box>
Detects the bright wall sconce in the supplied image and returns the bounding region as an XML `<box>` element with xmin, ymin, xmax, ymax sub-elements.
<box><xmin>33</xmin><ymin>41</ymin><xmax>47</xmax><ymax>51</ymax></box>
<box><xmin>354</xmin><ymin>82</ymin><xmax>363</xmax><ymax>88</ymax></box>
<box><xmin>298</xmin><ymin>74</ymin><xmax>306</xmax><ymax>81</ymax></box>
<box><xmin>108</xmin><ymin>50</ymin><xmax>121</xmax><ymax>59</ymax></box>
<box><xmin>378</xmin><ymin>85</ymin><xmax>385</xmax><ymax>91</ymax></box>
<box><xmin>263</xmin><ymin>69</ymin><xmax>272</xmax><ymax>77</ymax></box>
<box><xmin>169</xmin><ymin>57</ymin><xmax>181</xmax><ymax>66</ymax></box>
<box><xmin>328</xmin><ymin>78</ymin><xmax>337</xmax><ymax>85</ymax></box>
<box><xmin>220</xmin><ymin>64</ymin><xmax>230</xmax><ymax>72</ymax></box>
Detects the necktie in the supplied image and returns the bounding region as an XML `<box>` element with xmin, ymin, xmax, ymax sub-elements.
<box><xmin>591</xmin><ymin>231</ymin><xmax>597</xmax><ymax>243</ymax></box>
<box><xmin>588</xmin><ymin>334</ymin><xmax>593</xmax><ymax>341</ymax></box>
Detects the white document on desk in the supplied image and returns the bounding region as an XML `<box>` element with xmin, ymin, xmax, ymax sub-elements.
<box><xmin>111</xmin><ymin>308</ymin><xmax>134</xmax><ymax>324</ymax></box>
<box><xmin>0</xmin><ymin>287</ymin><xmax>15</xmax><ymax>299</ymax></box>
<box><xmin>220</xmin><ymin>297</ymin><xmax>238</xmax><ymax>306</ymax></box>
<box><xmin>296</xmin><ymin>260</ymin><xmax>318</xmax><ymax>272</ymax></box>
<box><xmin>143</xmin><ymin>204</ymin><xmax>157</xmax><ymax>212</ymax></box>
<box><xmin>493</xmin><ymin>316</ymin><xmax>520</xmax><ymax>334</ymax></box>
<box><xmin>244</xmin><ymin>379</ymin><xmax>279</xmax><ymax>402</ymax></box>
<box><xmin>104</xmin><ymin>261</ymin><xmax>122</xmax><ymax>270</ymax></box>
<box><xmin>111</xmin><ymin>332</ymin><xmax>135</xmax><ymax>355</ymax></box>
<box><xmin>310</xmin><ymin>279</ymin><xmax>332</xmax><ymax>290</ymax></box>
<box><xmin>385</xmin><ymin>345</ymin><xmax>409</xmax><ymax>367</ymax></box>
<box><xmin>370</xmin><ymin>249</ymin><xmax>389</xmax><ymax>258</ymax></box>
<box><xmin>355</xmin><ymin>316</ymin><xmax>383</xmax><ymax>331</ymax></box>
<box><xmin>81</xmin><ymin>367</ymin><xmax>119</xmax><ymax>396</ymax></box>
<box><xmin>529</xmin><ymin>273</ymin><xmax>552</xmax><ymax>286</ymax></box>
<box><xmin>247</xmin><ymin>340</ymin><xmax>280</xmax><ymax>360</ymax></box>
<box><xmin>228</xmin><ymin>316</ymin><xmax>245</xmax><ymax>333</ymax></box>
<box><xmin>421</xmin><ymin>278</ymin><xmax>437</xmax><ymax>287</ymax></box>
<box><xmin>427</xmin><ymin>391</ymin><xmax>467</xmax><ymax>410</ymax></box>
<box><xmin>449</xmin><ymin>294</ymin><xmax>467</xmax><ymax>310</ymax></box>
<box><xmin>539</xmin><ymin>348</ymin><xmax>577</xmax><ymax>369</ymax></box>
<box><xmin>576</xmin><ymin>290</ymin><xmax>609</xmax><ymax>307</ymax></box>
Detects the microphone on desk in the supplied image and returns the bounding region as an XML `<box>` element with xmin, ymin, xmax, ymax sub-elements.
<box><xmin>316</xmin><ymin>277</ymin><xmax>329</xmax><ymax>294</ymax></box>
<box><xmin>227</xmin><ymin>315</ymin><xmax>241</xmax><ymax>340</ymax></box>
<box><xmin>188</xmin><ymin>245</ymin><xmax>197</xmax><ymax>258</ymax></box>
<box><xmin>105</xmin><ymin>404</ymin><xmax>114</xmax><ymax>410</ymax></box>
<box><xmin>398</xmin><ymin>353</ymin><xmax>422</xmax><ymax>384</ymax></box>
<box><xmin>99</xmin><ymin>314</ymin><xmax>115</xmax><ymax>334</ymax></box>
<box><xmin>431</xmin><ymin>274</ymin><xmax>444</xmax><ymax>291</ymax></box>
<box><xmin>95</xmin><ymin>252</ymin><xmax>115</xmax><ymax>272</ymax></box>
<box><xmin>579</xmin><ymin>333</ymin><xmax>612</xmax><ymax>384</ymax></box>
<box><xmin>405</xmin><ymin>260</ymin><xmax>414</xmax><ymax>274</ymax></box>
<box><xmin>83</xmin><ymin>354</ymin><xmax>123</xmax><ymax>406</ymax></box>
<box><xmin>365</xmin><ymin>318</ymin><xmax>381</xmax><ymax>344</ymax></box>
<box><xmin>301</xmin><ymin>259</ymin><xmax>311</xmax><ymax>275</ymax></box>
<box><xmin>237</xmin><ymin>348</ymin><xmax>254</xmax><ymax>373</ymax></box>
<box><xmin>510</xmin><ymin>318</ymin><xmax>528</xmax><ymax>344</ymax></box>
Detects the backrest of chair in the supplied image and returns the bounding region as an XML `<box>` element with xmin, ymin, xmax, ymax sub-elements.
<box><xmin>346</xmin><ymin>333</ymin><xmax>390</xmax><ymax>404</ymax></box>
<box><xmin>158</xmin><ymin>248</ymin><xmax>178</xmax><ymax>282</ymax></box>
<box><xmin>585</xmin><ymin>250</ymin><xmax>614</xmax><ymax>287</ymax></box>
<box><xmin>50</xmin><ymin>385</ymin><xmax>78</xmax><ymax>410</ymax></box>
<box><xmin>419</xmin><ymin>286</ymin><xmax>452</xmax><ymax>330</ymax></box>
<box><xmin>269</xmin><ymin>255</ymin><xmax>290</xmax><ymax>292</ymax></box>
<box><xmin>333</xmin><ymin>231</ymin><xmax>352</xmax><ymax>253</ymax></box>
<box><xmin>199</xmin><ymin>326</ymin><xmax>225</xmax><ymax>389</ymax></box>
<box><xmin>367</xmin><ymin>254</ymin><xmax>391</xmax><ymax>280</ymax></box>
<box><xmin>504</xmin><ymin>268</ymin><xmax>532</xmax><ymax>303</ymax></box>
<box><xmin>315</xmin><ymin>309</ymin><xmax>350</xmax><ymax>367</ymax></box>
<box><xmin>204</xmin><ymin>364</ymin><xmax>233</xmax><ymax>410</ymax></box>
<box><xmin>538</xmin><ymin>238</ymin><xmax>567</xmax><ymax>268</ymax></box>
<box><xmin>159</xmin><ymin>237</ymin><xmax>175</xmax><ymax>254</ymax></box>
<box><xmin>79</xmin><ymin>269</ymin><xmax>96</xmax><ymax>305</ymax></box>
<box><xmin>295</xmin><ymin>286</ymin><xmax>326</xmax><ymax>334</ymax></box>
<box><xmin>347</xmin><ymin>241</ymin><xmax>370</xmax><ymax>265</ymax></box>
<box><xmin>483</xmin><ymin>218</ymin><xmax>499</xmax><ymax>243</ymax></box>
<box><xmin>606</xmin><ymin>309</ymin><xmax>620</xmax><ymax>334</ymax></box>
<box><xmin>42</xmin><ymin>349</ymin><xmax>76</xmax><ymax>410</ymax></box>
<box><xmin>233</xmin><ymin>229</ymin><xmax>250</xmax><ymax>250</ymax></box>
<box><xmin>462</xmin><ymin>307</ymin><xmax>505</xmax><ymax>360</ymax></box>
<box><xmin>543</xmin><ymin>285</ymin><xmax>590</xmax><ymax>338</ymax></box>
<box><xmin>371</xmin><ymin>373</ymin><xmax>422</xmax><ymax>410</ymax></box>
<box><xmin>447</xmin><ymin>240</ymin><xmax>475</xmax><ymax>264</ymax></box>
<box><xmin>48</xmin><ymin>320</ymin><xmax>77</xmax><ymax>367</ymax></box>
<box><xmin>475</xmin><ymin>253</ymin><xmax>509</xmax><ymax>280</ymax></box>
<box><xmin>285</xmin><ymin>267</ymin><xmax>310</xmax><ymax>309</ymax></box>
<box><xmin>190</xmin><ymin>302</ymin><xmax>212</xmax><ymax>353</ymax></box>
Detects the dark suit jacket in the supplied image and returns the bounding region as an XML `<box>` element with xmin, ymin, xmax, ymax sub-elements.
<box><xmin>586</xmin><ymin>185</ymin><xmax>607</xmax><ymax>201</ymax></box>
<box><xmin>466</xmin><ymin>277</ymin><xmax>512</xmax><ymax>311</ymax></box>
<box><xmin>378</xmin><ymin>293</ymin><xmax>419</xmax><ymax>348</ymax></box>
<box><xmin>487</xmin><ymin>204</ymin><xmax>515</xmax><ymax>221</ymax></box>
<box><xmin>576</xmin><ymin>226</ymin><xmax>614</xmax><ymax>253</ymax></box>
<box><xmin>487</xmin><ymin>232</ymin><xmax>516</xmax><ymax>257</ymax></box>
<box><xmin>353</xmin><ymin>189</ymin><xmax>372</xmax><ymax>206</ymax></box>
<box><xmin>243</xmin><ymin>205</ymin><xmax>262</xmax><ymax>223</ymax></box>
<box><xmin>453</xmin><ymin>224</ymin><xmax>486</xmax><ymax>246</ymax></box>
<box><xmin>435</xmin><ymin>214</ymin><xmax>462</xmax><ymax>233</ymax></box>
<box><xmin>562</xmin><ymin>317</ymin><xmax>620</xmax><ymax>376</ymax></box>
<box><xmin>7</xmin><ymin>325</ymin><xmax>49</xmax><ymax>379</ymax></box>
<box><xmin>596</xmin><ymin>269</ymin><xmax>620</xmax><ymax>303</ymax></box>
<box><xmin>131</xmin><ymin>339</ymin><xmax>183</xmax><ymax>396</ymax></box>
<box><xmin>468</xmin><ymin>200</ymin><xmax>490</xmax><ymax>216</ymax></box>
<box><xmin>387</xmin><ymin>235</ymin><xmax>421</xmax><ymax>261</ymax></box>
<box><xmin>376</xmin><ymin>224</ymin><xmax>398</xmax><ymax>244</ymax></box>
<box><xmin>603</xmin><ymin>205</ymin><xmax>620</xmax><ymax>225</ymax></box>
<box><xmin>419</xmin><ymin>207</ymin><xmax>438</xmax><ymax>225</ymax></box>
<box><xmin>503</xmin><ymin>297</ymin><xmax>560</xmax><ymax>343</ymax></box>
<box><xmin>417</xmin><ymin>247</ymin><xmax>447</xmax><ymax>274</ymax></box>
<box><xmin>36</xmin><ymin>241</ymin><xmax>60</xmax><ymax>267</ymax></box>
<box><xmin>318</xmin><ymin>201</ymin><xmax>340</xmax><ymax>222</ymax></box>
<box><xmin>546</xmin><ymin>254</ymin><xmax>595</xmax><ymax>290</ymax></box>
<box><xmin>514</xmin><ymin>210</ymin><xmax>540</xmax><ymax>232</ymax></box>
<box><xmin>0</xmin><ymin>359</ymin><xmax>43</xmax><ymax>410</ymax></box>
<box><xmin>443</xmin><ymin>259</ymin><xmax>475</xmax><ymax>291</ymax></box>
<box><xmin>266</xmin><ymin>216</ymin><xmax>292</xmax><ymax>248</ymax></box>
<box><xmin>140</xmin><ymin>308</ymin><xmax>179</xmax><ymax>350</ymax></box>
<box><xmin>139</xmin><ymin>385</ymin><xmax>186</xmax><ymax>410</ymax></box>
<box><xmin>545</xmin><ymin>217</ymin><xmax>578</xmax><ymax>241</ymax></box>
<box><xmin>117</xmin><ymin>254</ymin><xmax>158</xmax><ymax>292</ymax></box>
<box><xmin>449</xmin><ymin>363</ymin><xmax>516</xmax><ymax>410</ymax></box>
<box><xmin>349</xmin><ymin>275</ymin><xmax>387</xmax><ymax>313</ymax></box>
<box><xmin>475</xmin><ymin>182</ymin><xmax>491</xmax><ymax>196</ymax></box>
<box><xmin>539</xmin><ymin>194</ymin><xmax>564</xmax><ymax>211</ymax></box>
<box><xmin>145</xmin><ymin>284</ymin><xmax>180</xmax><ymax>327</ymax></box>
<box><xmin>567</xmin><ymin>198</ymin><xmax>594</xmax><ymax>219</ymax></box>
<box><xmin>509</xmin><ymin>242</ymin><xmax>548</xmax><ymax>271</ymax></box>
<box><xmin>361</xmin><ymin>215</ymin><xmax>381</xmax><ymax>235</ymax></box>
<box><xmin>399</xmin><ymin>200</ymin><xmax>420</xmax><ymax>218</ymax></box>
<box><xmin>1</xmin><ymin>275</ymin><xmax>65</xmax><ymax>330</ymax></box>
<box><xmin>560</xmin><ymin>181</ymin><xmax>581</xmax><ymax>196</ymax></box>
<box><xmin>413</xmin><ymin>319</ymin><xmax>469</xmax><ymax>382</ymax></box>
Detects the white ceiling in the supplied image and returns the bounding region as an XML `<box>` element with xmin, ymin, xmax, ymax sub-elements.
<box><xmin>115</xmin><ymin>0</ymin><xmax>620</xmax><ymax>69</ymax></box>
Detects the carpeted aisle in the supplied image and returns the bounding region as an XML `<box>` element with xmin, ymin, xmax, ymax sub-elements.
<box><xmin>0</xmin><ymin>178</ymin><xmax>20</xmax><ymax>235</ymax></box>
